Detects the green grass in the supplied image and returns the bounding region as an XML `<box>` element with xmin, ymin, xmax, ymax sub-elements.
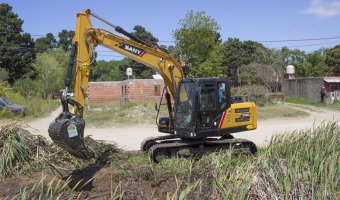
<box><xmin>0</xmin><ymin>93</ymin><xmax>59</xmax><ymax>120</ymax></box>
<box><xmin>84</xmin><ymin>101</ymin><xmax>168</xmax><ymax>127</ymax></box>
<box><xmin>285</xmin><ymin>97</ymin><xmax>340</xmax><ymax>112</ymax></box>
<box><xmin>285</xmin><ymin>97</ymin><xmax>322</xmax><ymax>105</ymax></box>
<box><xmin>257</xmin><ymin>103</ymin><xmax>309</xmax><ymax>120</ymax></box>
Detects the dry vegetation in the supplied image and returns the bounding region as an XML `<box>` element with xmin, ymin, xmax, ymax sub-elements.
<box><xmin>0</xmin><ymin>121</ymin><xmax>339</xmax><ymax>199</ymax></box>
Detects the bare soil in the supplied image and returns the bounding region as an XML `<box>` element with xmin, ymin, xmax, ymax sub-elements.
<box><xmin>0</xmin><ymin>103</ymin><xmax>339</xmax><ymax>199</ymax></box>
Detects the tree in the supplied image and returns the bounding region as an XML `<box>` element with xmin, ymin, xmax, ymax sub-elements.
<box><xmin>13</xmin><ymin>47</ymin><xmax>68</xmax><ymax>98</ymax></box>
<box><xmin>90</xmin><ymin>60</ymin><xmax>124</xmax><ymax>81</ymax></box>
<box><xmin>222</xmin><ymin>38</ymin><xmax>269</xmax><ymax>84</ymax></box>
<box><xmin>279</xmin><ymin>47</ymin><xmax>309</xmax><ymax>77</ymax></box>
<box><xmin>173</xmin><ymin>10</ymin><xmax>221</xmax><ymax>76</ymax></box>
<box><xmin>325</xmin><ymin>45</ymin><xmax>340</xmax><ymax>75</ymax></box>
<box><xmin>131</xmin><ymin>25</ymin><xmax>159</xmax><ymax>46</ymax></box>
<box><xmin>239</xmin><ymin>63</ymin><xmax>279</xmax><ymax>92</ymax></box>
<box><xmin>0</xmin><ymin>3</ymin><xmax>36</xmax><ymax>84</ymax></box>
<box><xmin>35</xmin><ymin>33</ymin><xmax>57</xmax><ymax>51</ymax></box>
<box><xmin>194</xmin><ymin>44</ymin><xmax>224</xmax><ymax>77</ymax></box>
<box><xmin>280</xmin><ymin>47</ymin><xmax>306</xmax><ymax>65</ymax></box>
<box><xmin>305</xmin><ymin>50</ymin><xmax>330</xmax><ymax>77</ymax></box>
<box><xmin>58</xmin><ymin>29</ymin><xmax>75</xmax><ymax>51</ymax></box>
<box><xmin>33</xmin><ymin>51</ymin><xmax>64</xmax><ymax>99</ymax></box>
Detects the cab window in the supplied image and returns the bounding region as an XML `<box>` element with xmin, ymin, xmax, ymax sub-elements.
<box><xmin>199</xmin><ymin>83</ymin><xmax>215</xmax><ymax>110</ymax></box>
<box><xmin>218</xmin><ymin>82</ymin><xmax>227</xmax><ymax>110</ymax></box>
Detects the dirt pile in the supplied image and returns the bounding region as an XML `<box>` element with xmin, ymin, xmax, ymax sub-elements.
<box><xmin>0</xmin><ymin>124</ymin><xmax>217</xmax><ymax>199</ymax></box>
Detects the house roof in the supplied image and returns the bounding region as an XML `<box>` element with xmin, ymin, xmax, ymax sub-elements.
<box><xmin>323</xmin><ymin>77</ymin><xmax>340</xmax><ymax>83</ymax></box>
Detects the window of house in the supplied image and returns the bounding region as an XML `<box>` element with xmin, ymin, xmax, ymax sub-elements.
<box><xmin>329</xmin><ymin>84</ymin><xmax>339</xmax><ymax>92</ymax></box>
<box><xmin>154</xmin><ymin>85</ymin><xmax>161</xmax><ymax>96</ymax></box>
<box><xmin>121</xmin><ymin>85</ymin><xmax>128</xmax><ymax>95</ymax></box>
<box><xmin>330</xmin><ymin>84</ymin><xmax>339</xmax><ymax>92</ymax></box>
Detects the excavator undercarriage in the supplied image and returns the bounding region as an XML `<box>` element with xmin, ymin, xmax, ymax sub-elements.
<box><xmin>142</xmin><ymin>135</ymin><xmax>257</xmax><ymax>163</ymax></box>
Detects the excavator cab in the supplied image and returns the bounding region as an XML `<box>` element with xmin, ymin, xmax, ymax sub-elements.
<box><xmin>174</xmin><ymin>77</ymin><xmax>232</xmax><ymax>139</ymax></box>
<box><xmin>158</xmin><ymin>76</ymin><xmax>256</xmax><ymax>140</ymax></box>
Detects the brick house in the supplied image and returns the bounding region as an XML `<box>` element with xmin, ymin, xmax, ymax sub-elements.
<box><xmin>87</xmin><ymin>79</ymin><xmax>165</xmax><ymax>103</ymax></box>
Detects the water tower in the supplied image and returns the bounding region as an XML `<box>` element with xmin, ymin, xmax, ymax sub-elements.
<box><xmin>286</xmin><ymin>65</ymin><xmax>295</xmax><ymax>79</ymax></box>
<box><xmin>126</xmin><ymin>67</ymin><xmax>134</xmax><ymax>80</ymax></box>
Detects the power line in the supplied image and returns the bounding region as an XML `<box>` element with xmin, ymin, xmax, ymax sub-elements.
<box><xmin>257</xmin><ymin>36</ymin><xmax>340</xmax><ymax>43</ymax></box>
<box><xmin>1</xmin><ymin>39</ymin><xmax>339</xmax><ymax>53</ymax></box>
<box><xmin>2</xmin><ymin>31</ymin><xmax>340</xmax><ymax>44</ymax></box>
<box><xmin>286</xmin><ymin>41</ymin><xmax>340</xmax><ymax>48</ymax></box>
<box><xmin>96</xmin><ymin>55</ymin><xmax>125</xmax><ymax>57</ymax></box>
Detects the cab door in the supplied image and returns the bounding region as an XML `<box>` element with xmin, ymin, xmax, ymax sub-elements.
<box><xmin>196</xmin><ymin>78</ymin><xmax>231</xmax><ymax>136</ymax></box>
<box><xmin>197</xmin><ymin>82</ymin><xmax>217</xmax><ymax>129</ymax></box>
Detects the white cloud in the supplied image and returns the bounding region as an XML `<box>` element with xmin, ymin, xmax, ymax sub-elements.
<box><xmin>303</xmin><ymin>0</ymin><xmax>340</xmax><ymax>17</ymax></box>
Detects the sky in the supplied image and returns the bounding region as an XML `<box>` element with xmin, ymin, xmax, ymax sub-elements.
<box><xmin>2</xmin><ymin>0</ymin><xmax>340</xmax><ymax>61</ymax></box>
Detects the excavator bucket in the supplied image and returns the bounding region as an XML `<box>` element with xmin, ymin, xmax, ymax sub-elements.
<box><xmin>48</xmin><ymin>112</ymin><xmax>94</xmax><ymax>159</ymax></box>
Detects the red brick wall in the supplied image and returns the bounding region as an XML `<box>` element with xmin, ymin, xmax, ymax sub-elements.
<box><xmin>87</xmin><ymin>82</ymin><xmax>121</xmax><ymax>103</ymax></box>
<box><xmin>121</xmin><ymin>79</ymin><xmax>164</xmax><ymax>102</ymax></box>
<box><xmin>88</xmin><ymin>79</ymin><xmax>165</xmax><ymax>103</ymax></box>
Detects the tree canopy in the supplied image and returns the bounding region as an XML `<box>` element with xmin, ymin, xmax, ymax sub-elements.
<box><xmin>173</xmin><ymin>10</ymin><xmax>221</xmax><ymax>77</ymax></box>
<box><xmin>35</xmin><ymin>33</ymin><xmax>57</xmax><ymax>51</ymax></box>
<box><xmin>0</xmin><ymin>3</ymin><xmax>36</xmax><ymax>84</ymax></box>
<box><xmin>90</xmin><ymin>60</ymin><xmax>124</xmax><ymax>81</ymax></box>
<box><xmin>326</xmin><ymin>45</ymin><xmax>340</xmax><ymax>76</ymax></box>
<box><xmin>58</xmin><ymin>29</ymin><xmax>75</xmax><ymax>51</ymax></box>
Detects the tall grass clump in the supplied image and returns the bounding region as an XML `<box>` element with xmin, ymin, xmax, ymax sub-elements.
<box><xmin>206</xmin><ymin>152</ymin><xmax>255</xmax><ymax>199</ymax></box>
<box><xmin>15</xmin><ymin>174</ymin><xmax>88</xmax><ymax>199</ymax></box>
<box><xmin>251</xmin><ymin>122</ymin><xmax>340</xmax><ymax>199</ymax></box>
<box><xmin>0</xmin><ymin>124</ymin><xmax>61</xmax><ymax>180</ymax></box>
<box><xmin>0</xmin><ymin>124</ymin><xmax>31</xmax><ymax>179</ymax></box>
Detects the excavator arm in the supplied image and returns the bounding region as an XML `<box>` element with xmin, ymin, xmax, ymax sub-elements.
<box><xmin>71</xmin><ymin>9</ymin><xmax>183</xmax><ymax>114</ymax></box>
<box><xmin>48</xmin><ymin>9</ymin><xmax>184</xmax><ymax>158</ymax></box>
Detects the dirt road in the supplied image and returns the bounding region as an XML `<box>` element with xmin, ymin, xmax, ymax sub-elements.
<box><xmin>19</xmin><ymin>104</ymin><xmax>340</xmax><ymax>150</ymax></box>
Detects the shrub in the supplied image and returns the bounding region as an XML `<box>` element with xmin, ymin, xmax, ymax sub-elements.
<box><xmin>13</xmin><ymin>78</ymin><xmax>42</xmax><ymax>98</ymax></box>
<box><xmin>237</xmin><ymin>85</ymin><xmax>269</xmax><ymax>106</ymax></box>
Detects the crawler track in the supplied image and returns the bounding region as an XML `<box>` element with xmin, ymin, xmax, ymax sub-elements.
<box><xmin>142</xmin><ymin>136</ymin><xmax>257</xmax><ymax>163</ymax></box>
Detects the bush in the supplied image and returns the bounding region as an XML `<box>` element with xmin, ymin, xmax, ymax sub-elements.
<box><xmin>237</xmin><ymin>85</ymin><xmax>269</xmax><ymax>106</ymax></box>
<box><xmin>13</xmin><ymin>78</ymin><xmax>42</xmax><ymax>98</ymax></box>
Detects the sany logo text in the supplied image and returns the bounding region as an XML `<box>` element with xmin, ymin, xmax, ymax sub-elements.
<box><xmin>120</xmin><ymin>44</ymin><xmax>145</xmax><ymax>57</ymax></box>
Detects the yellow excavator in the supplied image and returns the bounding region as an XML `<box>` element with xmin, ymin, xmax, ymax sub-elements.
<box><xmin>48</xmin><ymin>9</ymin><xmax>257</xmax><ymax>163</ymax></box>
